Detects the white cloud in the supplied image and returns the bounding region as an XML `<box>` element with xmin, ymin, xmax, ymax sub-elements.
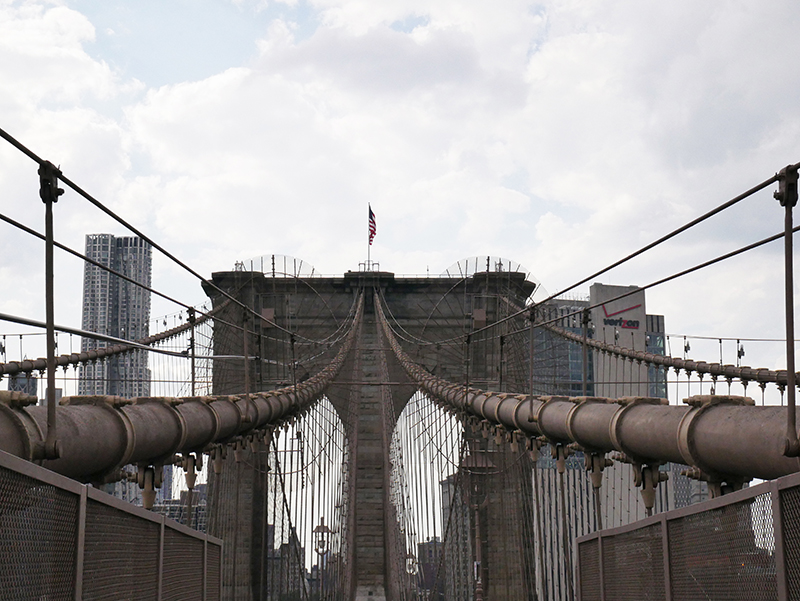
<box><xmin>0</xmin><ymin>4</ymin><xmax>117</xmax><ymax>105</ymax></box>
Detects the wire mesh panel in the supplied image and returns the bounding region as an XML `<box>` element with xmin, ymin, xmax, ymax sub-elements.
<box><xmin>780</xmin><ymin>484</ymin><xmax>800</xmax><ymax>599</ymax></box>
<box><xmin>82</xmin><ymin>499</ymin><xmax>161</xmax><ymax>600</ymax></box>
<box><xmin>207</xmin><ymin>543</ymin><xmax>221</xmax><ymax>601</ymax></box>
<box><xmin>601</xmin><ymin>523</ymin><xmax>665</xmax><ymax>601</ymax></box>
<box><xmin>161</xmin><ymin>526</ymin><xmax>205</xmax><ymax>601</ymax></box>
<box><xmin>0</xmin><ymin>464</ymin><xmax>79</xmax><ymax>601</ymax></box>
<box><xmin>578</xmin><ymin>538</ymin><xmax>601</xmax><ymax>601</ymax></box>
<box><xmin>668</xmin><ymin>493</ymin><xmax>776</xmax><ymax>601</ymax></box>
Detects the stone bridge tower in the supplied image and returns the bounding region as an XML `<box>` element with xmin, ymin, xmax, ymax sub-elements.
<box><xmin>203</xmin><ymin>266</ymin><xmax>536</xmax><ymax>600</ymax></box>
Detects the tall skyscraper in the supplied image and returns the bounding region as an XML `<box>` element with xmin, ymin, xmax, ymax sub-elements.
<box><xmin>79</xmin><ymin>234</ymin><xmax>152</xmax><ymax>398</ymax></box>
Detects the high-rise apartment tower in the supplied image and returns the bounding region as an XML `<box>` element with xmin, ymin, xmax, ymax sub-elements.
<box><xmin>78</xmin><ymin>234</ymin><xmax>152</xmax><ymax>398</ymax></box>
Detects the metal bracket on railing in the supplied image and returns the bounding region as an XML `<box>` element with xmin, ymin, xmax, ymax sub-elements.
<box><xmin>636</xmin><ymin>462</ymin><xmax>668</xmax><ymax>516</ymax></box>
<box><xmin>137</xmin><ymin>464</ymin><xmax>162</xmax><ymax>509</ymax></box>
<box><xmin>493</xmin><ymin>425</ymin><xmax>506</xmax><ymax>446</ymax></box>
<box><xmin>233</xmin><ymin>439</ymin><xmax>245</xmax><ymax>463</ymax></box>
<box><xmin>552</xmin><ymin>442</ymin><xmax>572</xmax><ymax>474</ymax></box>
<box><xmin>526</xmin><ymin>435</ymin><xmax>542</xmax><ymax>455</ymax></box>
<box><xmin>211</xmin><ymin>444</ymin><xmax>226</xmax><ymax>474</ymax></box>
<box><xmin>609</xmin><ymin>450</ymin><xmax>668</xmax><ymax>515</ymax></box>
<box><xmin>681</xmin><ymin>466</ymin><xmax>750</xmax><ymax>498</ymax></box>
<box><xmin>181</xmin><ymin>454</ymin><xmax>198</xmax><ymax>490</ymax></box>
<box><xmin>585</xmin><ymin>452</ymin><xmax>613</xmax><ymax>490</ymax></box>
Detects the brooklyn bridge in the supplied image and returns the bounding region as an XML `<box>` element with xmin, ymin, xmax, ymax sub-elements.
<box><xmin>2</xmin><ymin>125</ymin><xmax>800</xmax><ymax>600</ymax></box>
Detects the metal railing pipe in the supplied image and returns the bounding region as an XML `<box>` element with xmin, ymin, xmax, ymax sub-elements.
<box><xmin>0</xmin><ymin>294</ymin><xmax>362</xmax><ymax>482</ymax></box>
<box><xmin>377</xmin><ymin>294</ymin><xmax>800</xmax><ymax>483</ymax></box>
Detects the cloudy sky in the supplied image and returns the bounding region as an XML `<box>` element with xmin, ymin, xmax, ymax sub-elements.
<box><xmin>1</xmin><ymin>0</ymin><xmax>800</xmax><ymax>391</ymax></box>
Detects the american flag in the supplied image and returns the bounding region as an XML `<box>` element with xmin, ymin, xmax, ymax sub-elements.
<box><xmin>368</xmin><ymin>205</ymin><xmax>377</xmax><ymax>245</ymax></box>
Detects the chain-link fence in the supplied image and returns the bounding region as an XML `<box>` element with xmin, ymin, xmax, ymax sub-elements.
<box><xmin>576</xmin><ymin>471</ymin><xmax>800</xmax><ymax>601</ymax></box>
<box><xmin>0</xmin><ymin>449</ymin><xmax>222</xmax><ymax>601</ymax></box>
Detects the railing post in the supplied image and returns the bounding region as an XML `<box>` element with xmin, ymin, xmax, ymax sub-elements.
<box><xmin>74</xmin><ymin>486</ymin><xmax>87</xmax><ymax>601</ymax></box>
<box><xmin>772</xmin><ymin>480</ymin><xmax>789</xmax><ymax>601</ymax></box>
<box><xmin>661</xmin><ymin>514</ymin><xmax>671</xmax><ymax>601</ymax></box>
<box><xmin>39</xmin><ymin>160</ymin><xmax>63</xmax><ymax>460</ymax></box>
<box><xmin>203</xmin><ymin>538</ymin><xmax>208</xmax><ymax>601</ymax></box>
<box><xmin>597</xmin><ymin>534</ymin><xmax>605</xmax><ymax>601</ymax></box>
<box><xmin>157</xmin><ymin>520</ymin><xmax>165</xmax><ymax>601</ymax></box>
<box><xmin>219</xmin><ymin>540</ymin><xmax>223</xmax><ymax>601</ymax></box>
<box><xmin>776</xmin><ymin>164</ymin><xmax>800</xmax><ymax>456</ymax></box>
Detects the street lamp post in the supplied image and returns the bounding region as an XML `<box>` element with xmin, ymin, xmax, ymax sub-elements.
<box><xmin>313</xmin><ymin>517</ymin><xmax>332</xmax><ymax>598</ymax></box>
<box><xmin>461</xmin><ymin>441</ymin><xmax>494</xmax><ymax>601</ymax></box>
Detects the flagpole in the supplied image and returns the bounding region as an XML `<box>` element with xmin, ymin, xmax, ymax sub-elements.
<box><xmin>367</xmin><ymin>204</ymin><xmax>376</xmax><ymax>271</ymax></box>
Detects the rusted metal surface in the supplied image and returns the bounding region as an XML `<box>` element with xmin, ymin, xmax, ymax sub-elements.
<box><xmin>0</xmin><ymin>296</ymin><xmax>362</xmax><ymax>481</ymax></box>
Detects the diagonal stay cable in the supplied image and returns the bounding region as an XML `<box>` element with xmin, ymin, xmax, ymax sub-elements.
<box><xmin>539</xmin><ymin>224</ymin><xmax>800</xmax><ymax>331</ymax></box>
<box><xmin>405</xmin><ymin>164</ymin><xmax>800</xmax><ymax>348</ymax></box>
<box><xmin>0</xmin><ymin>125</ymin><xmax>328</xmax><ymax>345</ymax></box>
<box><xmin>534</xmin><ymin>225</ymin><xmax>800</xmax><ymax>384</ymax></box>
<box><xmin>0</xmin><ymin>212</ymin><xmax>264</xmax><ymax>340</ymax></box>
<box><xmin>0</xmin><ymin>312</ymin><xmax>193</xmax><ymax>363</ymax></box>
<box><xmin>0</xmin><ymin>211</ymin><xmax>209</xmax><ymax>320</ymax></box>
